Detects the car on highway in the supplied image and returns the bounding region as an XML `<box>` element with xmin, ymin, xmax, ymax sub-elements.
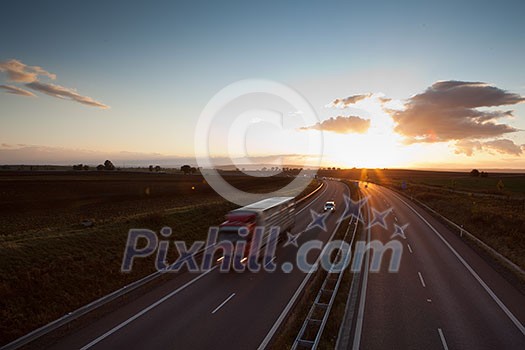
<box><xmin>323</xmin><ymin>200</ymin><xmax>336</xmax><ymax>212</ymax></box>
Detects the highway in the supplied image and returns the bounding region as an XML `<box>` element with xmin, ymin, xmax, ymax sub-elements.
<box><xmin>33</xmin><ymin>179</ymin><xmax>525</xmax><ymax>349</ymax></box>
<box><xmin>348</xmin><ymin>183</ymin><xmax>525</xmax><ymax>349</ymax></box>
<box><xmin>47</xmin><ymin>180</ymin><xmax>350</xmax><ymax>349</ymax></box>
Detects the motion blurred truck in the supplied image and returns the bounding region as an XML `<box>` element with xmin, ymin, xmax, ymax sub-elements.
<box><xmin>217</xmin><ymin>197</ymin><xmax>295</xmax><ymax>257</ymax></box>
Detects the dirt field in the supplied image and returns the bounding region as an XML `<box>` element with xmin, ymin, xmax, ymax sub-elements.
<box><xmin>0</xmin><ymin>171</ymin><xmax>304</xmax><ymax>236</ymax></box>
<box><xmin>0</xmin><ymin>171</ymin><xmax>316</xmax><ymax>344</ymax></box>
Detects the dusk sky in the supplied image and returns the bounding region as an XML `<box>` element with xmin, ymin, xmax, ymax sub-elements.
<box><xmin>1</xmin><ymin>0</ymin><xmax>524</xmax><ymax>169</ymax></box>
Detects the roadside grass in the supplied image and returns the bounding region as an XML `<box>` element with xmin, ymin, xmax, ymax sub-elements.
<box><xmin>404</xmin><ymin>185</ymin><xmax>525</xmax><ymax>270</ymax></box>
<box><xmin>0</xmin><ymin>173</ymin><xmax>318</xmax><ymax>345</ymax></box>
<box><xmin>0</xmin><ymin>201</ymin><xmax>237</xmax><ymax>344</ymax></box>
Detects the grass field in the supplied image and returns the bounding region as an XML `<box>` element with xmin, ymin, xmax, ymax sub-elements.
<box><xmin>0</xmin><ymin>171</ymin><xmax>318</xmax><ymax>345</ymax></box>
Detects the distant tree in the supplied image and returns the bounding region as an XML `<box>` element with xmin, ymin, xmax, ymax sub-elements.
<box><xmin>181</xmin><ymin>164</ymin><xmax>191</xmax><ymax>174</ymax></box>
<box><xmin>73</xmin><ymin>164</ymin><xmax>83</xmax><ymax>171</ymax></box>
<box><xmin>149</xmin><ymin>165</ymin><xmax>154</xmax><ymax>172</ymax></box>
<box><xmin>155</xmin><ymin>165</ymin><xmax>161</xmax><ymax>172</ymax></box>
<box><xmin>96</xmin><ymin>164</ymin><xmax>105</xmax><ymax>171</ymax></box>
<box><xmin>480</xmin><ymin>171</ymin><xmax>488</xmax><ymax>178</ymax></box>
<box><xmin>190</xmin><ymin>167</ymin><xmax>197</xmax><ymax>174</ymax></box>
<box><xmin>104</xmin><ymin>160</ymin><xmax>115</xmax><ymax>171</ymax></box>
<box><xmin>83</xmin><ymin>165</ymin><xmax>89</xmax><ymax>171</ymax></box>
<box><xmin>470</xmin><ymin>169</ymin><xmax>480</xmax><ymax>177</ymax></box>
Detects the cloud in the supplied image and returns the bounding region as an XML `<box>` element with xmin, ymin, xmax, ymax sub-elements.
<box><xmin>0</xmin><ymin>59</ymin><xmax>56</xmax><ymax>83</ymax></box>
<box><xmin>392</xmin><ymin>80</ymin><xmax>524</xmax><ymax>143</ymax></box>
<box><xmin>0</xmin><ymin>84</ymin><xmax>36</xmax><ymax>97</ymax></box>
<box><xmin>0</xmin><ymin>58</ymin><xmax>109</xmax><ymax>109</ymax></box>
<box><xmin>25</xmin><ymin>81</ymin><xmax>109</xmax><ymax>109</ymax></box>
<box><xmin>300</xmin><ymin>115</ymin><xmax>371</xmax><ymax>134</ymax></box>
<box><xmin>378</xmin><ymin>96</ymin><xmax>392</xmax><ymax>104</ymax></box>
<box><xmin>326</xmin><ymin>93</ymin><xmax>373</xmax><ymax>108</ymax></box>
<box><xmin>454</xmin><ymin>138</ymin><xmax>523</xmax><ymax>156</ymax></box>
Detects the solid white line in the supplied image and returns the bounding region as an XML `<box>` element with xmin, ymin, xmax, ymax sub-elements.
<box><xmin>438</xmin><ymin>328</ymin><xmax>449</xmax><ymax>350</ymax></box>
<box><xmin>80</xmin><ymin>182</ymin><xmax>328</xmax><ymax>350</ymax></box>
<box><xmin>389</xmin><ymin>190</ymin><xmax>525</xmax><ymax>336</ymax></box>
<box><xmin>211</xmin><ymin>293</ymin><xmax>235</xmax><ymax>314</ymax></box>
<box><xmin>265</xmin><ymin>257</ymin><xmax>276</xmax><ymax>268</ymax></box>
<box><xmin>407</xmin><ymin>243</ymin><xmax>413</xmax><ymax>254</ymax></box>
<box><xmin>352</xmin><ymin>201</ymin><xmax>371</xmax><ymax>350</ymax></box>
<box><xmin>257</xmin><ymin>182</ymin><xmax>349</xmax><ymax>350</ymax></box>
<box><xmin>418</xmin><ymin>272</ymin><xmax>427</xmax><ymax>288</ymax></box>
<box><xmin>296</xmin><ymin>184</ymin><xmax>328</xmax><ymax>215</ymax></box>
<box><xmin>394</xmin><ymin>216</ymin><xmax>398</xmax><ymax>222</ymax></box>
<box><xmin>80</xmin><ymin>266</ymin><xmax>218</xmax><ymax>349</ymax></box>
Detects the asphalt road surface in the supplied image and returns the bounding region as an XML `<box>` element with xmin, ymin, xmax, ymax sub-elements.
<box><xmin>48</xmin><ymin>180</ymin><xmax>349</xmax><ymax>349</ymax></box>
<box><xmin>349</xmin><ymin>183</ymin><xmax>525</xmax><ymax>349</ymax></box>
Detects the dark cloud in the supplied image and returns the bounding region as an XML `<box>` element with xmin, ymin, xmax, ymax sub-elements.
<box><xmin>300</xmin><ymin>115</ymin><xmax>371</xmax><ymax>134</ymax></box>
<box><xmin>26</xmin><ymin>81</ymin><xmax>109</xmax><ymax>109</ymax></box>
<box><xmin>0</xmin><ymin>84</ymin><xmax>35</xmax><ymax>97</ymax></box>
<box><xmin>392</xmin><ymin>80</ymin><xmax>524</xmax><ymax>143</ymax></box>
<box><xmin>454</xmin><ymin>138</ymin><xmax>523</xmax><ymax>156</ymax></box>
<box><xmin>328</xmin><ymin>93</ymin><xmax>373</xmax><ymax>108</ymax></box>
<box><xmin>0</xmin><ymin>59</ymin><xmax>56</xmax><ymax>83</ymax></box>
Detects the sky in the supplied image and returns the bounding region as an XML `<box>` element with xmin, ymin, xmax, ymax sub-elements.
<box><xmin>1</xmin><ymin>0</ymin><xmax>524</xmax><ymax>169</ymax></box>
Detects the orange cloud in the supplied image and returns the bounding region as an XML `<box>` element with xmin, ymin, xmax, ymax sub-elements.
<box><xmin>455</xmin><ymin>138</ymin><xmax>523</xmax><ymax>157</ymax></box>
<box><xmin>0</xmin><ymin>84</ymin><xmax>36</xmax><ymax>97</ymax></box>
<box><xmin>391</xmin><ymin>81</ymin><xmax>523</xmax><ymax>143</ymax></box>
<box><xmin>0</xmin><ymin>59</ymin><xmax>56</xmax><ymax>83</ymax></box>
<box><xmin>300</xmin><ymin>115</ymin><xmax>370</xmax><ymax>134</ymax></box>
<box><xmin>26</xmin><ymin>81</ymin><xmax>109</xmax><ymax>109</ymax></box>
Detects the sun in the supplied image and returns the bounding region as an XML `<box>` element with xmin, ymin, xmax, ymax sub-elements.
<box><xmin>325</xmin><ymin>128</ymin><xmax>409</xmax><ymax>168</ymax></box>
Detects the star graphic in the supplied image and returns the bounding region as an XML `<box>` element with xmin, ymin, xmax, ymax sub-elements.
<box><xmin>306</xmin><ymin>209</ymin><xmax>329</xmax><ymax>232</ymax></box>
<box><xmin>391</xmin><ymin>223</ymin><xmax>409</xmax><ymax>239</ymax></box>
<box><xmin>337</xmin><ymin>193</ymin><xmax>368</xmax><ymax>224</ymax></box>
<box><xmin>283</xmin><ymin>231</ymin><xmax>300</xmax><ymax>247</ymax></box>
<box><xmin>367</xmin><ymin>207</ymin><xmax>392</xmax><ymax>230</ymax></box>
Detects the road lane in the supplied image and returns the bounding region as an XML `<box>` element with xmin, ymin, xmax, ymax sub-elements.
<box><xmin>49</xmin><ymin>180</ymin><xmax>349</xmax><ymax>349</ymax></box>
<box><xmin>355</xmin><ymin>183</ymin><xmax>525</xmax><ymax>349</ymax></box>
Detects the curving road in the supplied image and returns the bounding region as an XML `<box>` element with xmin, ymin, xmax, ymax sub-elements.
<box><xmin>47</xmin><ymin>180</ymin><xmax>349</xmax><ymax>350</ymax></box>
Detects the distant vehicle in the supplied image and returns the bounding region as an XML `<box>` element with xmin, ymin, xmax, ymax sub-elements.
<box><xmin>323</xmin><ymin>200</ymin><xmax>336</xmax><ymax>212</ymax></box>
<box><xmin>217</xmin><ymin>197</ymin><xmax>295</xmax><ymax>260</ymax></box>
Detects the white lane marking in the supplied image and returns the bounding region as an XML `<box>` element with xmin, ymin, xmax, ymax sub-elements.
<box><xmin>418</xmin><ymin>272</ymin><xmax>427</xmax><ymax>288</ymax></box>
<box><xmin>438</xmin><ymin>328</ymin><xmax>449</xmax><ymax>350</ymax></box>
<box><xmin>427</xmin><ymin>298</ymin><xmax>432</xmax><ymax>303</ymax></box>
<box><xmin>211</xmin><ymin>293</ymin><xmax>235</xmax><ymax>314</ymax></box>
<box><xmin>296</xmin><ymin>184</ymin><xmax>328</xmax><ymax>216</ymax></box>
<box><xmin>80</xmin><ymin>266</ymin><xmax>218</xmax><ymax>349</ymax></box>
<box><xmin>352</xmin><ymin>201</ymin><xmax>372</xmax><ymax>350</ymax></box>
<box><xmin>81</xmin><ymin>182</ymin><xmax>328</xmax><ymax>350</ymax></box>
<box><xmin>394</xmin><ymin>216</ymin><xmax>398</xmax><ymax>222</ymax></box>
<box><xmin>258</xmin><ymin>182</ymin><xmax>349</xmax><ymax>350</ymax></box>
<box><xmin>265</xmin><ymin>257</ymin><xmax>276</xmax><ymax>268</ymax></box>
<box><xmin>407</xmin><ymin>243</ymin><xmax>413</xmax><ymax>253</ymax></box>
<box><xmin>389</xmin><ymin>190</ymin><xmax>525</xmax><ymax>336</ymax></box>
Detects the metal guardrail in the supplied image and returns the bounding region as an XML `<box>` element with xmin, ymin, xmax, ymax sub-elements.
<box><xmin>292</xmin><ymin>206</ymin><xmax>359</xmax><ymax>349</ymax></box>
<box><xmin>1</xmin><ymin>181</ymin><xmax>325</xmax><ymax>350</ymax></box>
<box><xmin>389</xmin><ymin>187</ymin><xmax>525</xmax><ymax>279</ymax></box>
